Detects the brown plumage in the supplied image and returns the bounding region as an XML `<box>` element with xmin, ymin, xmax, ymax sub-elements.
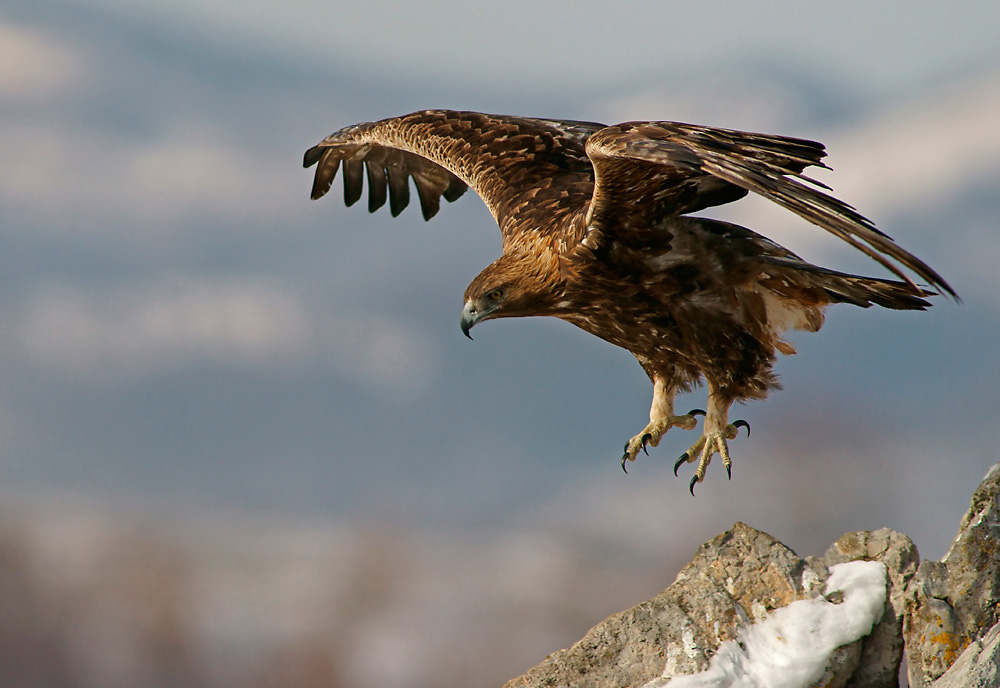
<box><xmin>304</xmin><ymin>110</ymin><xmax>955</xmax><ymax>493</ymax></box>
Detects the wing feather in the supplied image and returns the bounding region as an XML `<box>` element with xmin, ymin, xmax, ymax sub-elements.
<box><xmin>413</xmin><ymin>171</ymin><xmax>442</xmax><ymax>221</ymax></box>
<box><xmin>386</xmin><ymin>158</ymin><xmax>410</xmax><ymax>217</ymax></box>
<box><xmin>364</xmin><ymin>156</ymin><xmax>387</xmax><ymax>212</ymax></box>
<box><xmin>304</xmin><ymin>110</ymin><xmax>599</xmax><ymax>247</ymax></box>
<box><xmin>342</xmin><ymin>158</ymin><xmax>364</xmax><ymax>207</ymax></box>
<box><xmin>585</xmin><ymin>122</ymin><xmax>956</xmax><ymax>298</ymax></box>
<box><xmin>308</xmin><ymin>149</ymin><xmax>340</xmax><ymax>201</ymax></box>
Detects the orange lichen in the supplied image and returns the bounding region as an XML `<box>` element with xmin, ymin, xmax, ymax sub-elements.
<box><xmin>925</xmin><ymin>629</ymin><xmax>969</xmax><ymax>666</ymax></box>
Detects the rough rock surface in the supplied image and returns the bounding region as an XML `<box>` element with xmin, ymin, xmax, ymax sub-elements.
<box><xmin>504</xmin><ymin>524</ymin><xmax>913</xmax><ymax>688</ymax></box>
<box><xmin>904</xmin><ymin>463</ymin><xmax>1000</xmax><ymax>687</ymax></box>
<box><xmin>504</xmin><ymin>464</ymin><xmax>1000</xmax><ymax>688</ymax></box>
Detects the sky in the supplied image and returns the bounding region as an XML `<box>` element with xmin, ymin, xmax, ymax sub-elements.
<box><xmin>28</xmin><ymin>1</ymin><xmax>999</xmax><ymax>95</ymax></box>
<box><xmin>1</xmin><ymin>0</ymin><xmax>999</xmax><ymax>563</ymax></box>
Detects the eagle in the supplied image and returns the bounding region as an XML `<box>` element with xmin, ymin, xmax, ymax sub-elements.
<box><xmin>303</xmin><ymin>110</ymin><xmax>954</xmax><ymax>493</ymax></box>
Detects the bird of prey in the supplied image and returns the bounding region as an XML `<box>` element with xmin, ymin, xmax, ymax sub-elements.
<box><xmin>303</xmin><ymin>110</ymin><xmax>954</xmax><ymax>493</ymax></box>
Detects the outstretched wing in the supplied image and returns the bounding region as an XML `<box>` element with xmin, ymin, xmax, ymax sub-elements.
<box><xmin>584</xmin><ymin>121</ymin><xmax>957</xmax><ymax>298</ymax></box>
<box><xmin>304</xmin><ymin>110</ymin><xmax>602</xmax><ymax>251</ymax></box>
<box><xmin>307</xmin><ymin>143</ymin><xmax>468</xmax><ymax>221</ymax></box>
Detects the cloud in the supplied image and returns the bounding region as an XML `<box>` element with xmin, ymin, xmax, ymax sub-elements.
<box><xmin>0</xmin><ymin>120</ymin><xmax>302</xmax><ymax>242</ymax></box>
<box><xmin>593</xmin><ymin>73</ymin><xmax>817</xmax><ymax>133</ymax></box>
<box><xmin>322</xmin><ymin>313</ymin><xmax>440</xmax><ymax>398</ymax></box>
<box><xmin>820</xmin><ymin>72</ymin><xmax>1000</xmax><ymax>217</ymax></box>
<box><xmin>14</xmin><ymin>276</ymin><xmax>440</xmax><ymax>396</ymax></box>
<box><xmin>18</xmin><ymin>277</ymin><xmax>313</xmax><ymax>377</ymax></box>
<box><xmin>0</xmin><ymin>20</ymin><xmax>88</xmax><ymax>102</ymax></box>
<box><xmin>0</xmin><ymin>18</ymin><xmax>304</xmax><ymax>243</ymax></box>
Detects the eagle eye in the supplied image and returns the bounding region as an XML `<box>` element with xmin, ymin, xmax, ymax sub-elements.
<box><xmin>488</xmin><ymin>289</ymin><xmax>504</xmax><ymax>301</ymax></box>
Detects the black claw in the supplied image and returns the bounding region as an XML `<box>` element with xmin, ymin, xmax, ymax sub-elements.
<box><xmin>621</xmin><ymin>454</ymin><xmax>629</xmax><ymax>474</ymax></box>
<box><xmin>673</xmin><ymin>452</ymin><xmax>689</xmax><ymax>477</ymax></box>
<box><xmin>640</xmin><ymin>433</ymin><xmax>651</xmax><ymax>455</ymax></box>
<box><xmin>623</xmin><ymin>441</ymin><xmax>630</xmax><ymax>454</ymax></box>
<box><xmin>732</xmin><ymin>419</ymin><xmax>751</xmax><ymax>437</ymax></box>
<box><xmin>726</xmin><ymin>463</ymin><xmax>732</xmax><ymax>480</ymax></box>
<box><xmin>689</xmin><ymin>475</ymin><xmax>698</xmax><ymax>496</ymax></box>
<box><xmin>687</xmin><ymin>408</ymin><xmax>706</xmax><ymax>417</ymax></box>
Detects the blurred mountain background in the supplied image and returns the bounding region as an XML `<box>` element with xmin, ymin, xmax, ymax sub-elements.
<box><xmin>1</xmin><ymin>1</ymin><xmax>997</xmax><ymax>686</ymax></box>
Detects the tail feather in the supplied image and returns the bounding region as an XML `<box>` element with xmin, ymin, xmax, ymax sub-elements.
<box><xmin>757</xmin><ymin>254</ymin><xmax>934</xmax><ymax>310</ymax></box>
<box><xmin>818</xmin><ymin>272</ymin><xmax>932</xmax><ymax>310</ymax></box>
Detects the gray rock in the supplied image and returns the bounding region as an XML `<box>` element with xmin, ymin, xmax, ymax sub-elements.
<box><xmin>504</xmin><ymin>523</ymin><xmax>914</xmax><ymax>688</ymax></box>
<box><xmin>904</xmin><ymin>464</ymin><xmax>1000</xmax><ymax>687</ymax></box>
<box><xmin>504</xmin><ymin>463</ymin><xmax>1000</xmax><ymax>688</ymax></box>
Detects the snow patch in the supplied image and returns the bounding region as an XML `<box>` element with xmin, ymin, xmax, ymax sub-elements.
<box><xmin>644</xmin><ymin>560</ymin><xmax>887</xmax><ymax>688</ymax></box>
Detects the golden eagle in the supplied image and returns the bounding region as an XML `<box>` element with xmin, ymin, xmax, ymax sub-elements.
<box><xmin>304</xmin><ymin>110</ymin><xmax>954</xmax><ymax>493</ymax></box>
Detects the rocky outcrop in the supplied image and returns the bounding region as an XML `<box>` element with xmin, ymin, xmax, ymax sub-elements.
<box><xmin>904</xmin><ymin>463</ymin><xmax>1000</xmax><ymax>687</ymax></box>
<box><xmin>505</xmin><ymin>464</ymin><xmax>1000</xmax><ymax>688</ymax></box>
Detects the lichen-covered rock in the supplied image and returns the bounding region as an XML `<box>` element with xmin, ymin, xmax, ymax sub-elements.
<box><xmin>928</xmin><ymin>621</ymin><xmax>1000</xmax><ymax>688</ymax></box>
<box><xmin>904</xmin><ymin>464</ymin><xmax>1000</xmax><ymax>687</ymax></box>
<box><xmin>504</xmin><ymin>523</ymin><xmax>914</xmax><ymax>688</ymax></box>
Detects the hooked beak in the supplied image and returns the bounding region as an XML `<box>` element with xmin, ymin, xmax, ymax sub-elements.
<box><xmin>460</xmin><ymin>300</ymin><xmax>478</xmax><ymax>340</ymax></box>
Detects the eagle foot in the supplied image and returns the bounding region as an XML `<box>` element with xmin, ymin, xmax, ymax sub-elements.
<box><xmin>673</xmin><ymin>420</ymin><xmax>751</xmax><ymax>495</ymax></box>
<box><xmin>621</xmin><ymin>409</ymin><xmax>704</xmax><ymax>473</ymax></box>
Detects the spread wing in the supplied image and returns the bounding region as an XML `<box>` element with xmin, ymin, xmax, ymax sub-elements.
<box><xmin>584</xmin><ymin>121</ymin><xmax>957</xmax><ymax>298</ymax></box>
<box><xmin>304</xmin><ymin>110</ymin><xmax>602</xmax><ymax>251</ymax></box>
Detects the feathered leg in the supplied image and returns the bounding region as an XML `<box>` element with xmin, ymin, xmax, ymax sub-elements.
<box><xmin>673</xmin><ymin>380</ymin><xmax>750</xmax><ymax>494</ymax></box>
<box><xmin>622</xmin><ymin>376</ymin><xmax>703</xmax><ymax>471</ymax></box>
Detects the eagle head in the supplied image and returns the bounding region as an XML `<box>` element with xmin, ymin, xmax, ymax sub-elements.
<box><xmin>460</xmin><ymin>251</ymin><xmax>560</xmax><ymax>339</ymax></box>
<box><xmin>460</xmin><ymin>287</ymin><xmax>505</xmax><ymax>339</ymax></box>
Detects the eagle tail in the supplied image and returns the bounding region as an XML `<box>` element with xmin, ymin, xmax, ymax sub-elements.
<box><xmin>756</xmin><ymin>254</ymin><xmax>935</xmax><ymax>310</ymax></box>
<box><xmin>822</xmin><ymin>274</ymin><xmax>933</xmax><ymax>310</ymax></box>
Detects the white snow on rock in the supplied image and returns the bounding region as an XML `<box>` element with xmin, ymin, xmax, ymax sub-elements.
<box><xmin>644</xmin><ymin>560</ymin><xmax>887</xmax><ymax>688</ymax></box>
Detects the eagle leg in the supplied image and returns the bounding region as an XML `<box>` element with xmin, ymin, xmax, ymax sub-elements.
<box><xmin>621</xmin><ymin>378</ymin><xmax>702</xmax><ymax>472</ymax></box>
<box><xmin>673</xmin><ymin>387</ymin><xmax>751</xmax><ymax>494</ymax></box>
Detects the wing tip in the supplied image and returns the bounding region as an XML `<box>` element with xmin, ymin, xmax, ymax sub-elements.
<box><xmin>938</xmin><ymin>281</ymin><xmax>962</xmax><ymax>304</ymax></box>
<box><xmin>443</xmin><ymin>179</ymin><xmax>469</xmax><ymax>203</ymax></box>
<box><xmin>303</xmin><ymin>145</ymin><xmax>323</xmax><ymax>169</ymax></box>
<box><xmin>306</xmin><ymin>147</ymin><xmax>339</xmax><ymax>201</ymax></box>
